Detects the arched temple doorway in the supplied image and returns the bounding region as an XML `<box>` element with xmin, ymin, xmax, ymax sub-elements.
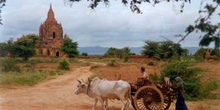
<box><xmin>56</xmin><ymin>51</ymin><xmax>59</xmax><ymax>57</ymax></box>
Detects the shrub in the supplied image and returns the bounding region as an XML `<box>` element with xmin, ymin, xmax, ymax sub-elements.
<box><xmin>160</xmin><ymin>60</ymin><xmax>204</xmax><ymax>100</ymax></box>
<box><xmin>194</xmin><ymin>48</ymin><xmax>206</xmax><ymax>61</ymax></box>
<box><xmin>199</xmin><ymin>80</ymin><xmax>219</xmax><ymax>99</ymax></box>
<box><xmin>147</xmin><ymin>61</ymin><xmax>154</xmax><ymax>66</ymax></box>
<box><xmin>149</xmin><ymin>73</ymin><xmax>160</xmax><ymax>82</ymax></box>
<box><xmin>0</xmin><ymin>58</ymin><xmax>20</xmax><ymax>72</ymax></box>
<box><xmin>107</xmin><ymin>59</ymin><xmax>118</xmax><ymax>67</ymax></box>
<box><xmin>58</xmin><ymin>59</ymin><xmax>70</xmax><ymax>70</ymax></box>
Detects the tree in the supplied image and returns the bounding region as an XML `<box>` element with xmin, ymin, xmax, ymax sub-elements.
<box><xmin>14</xmin><ymin>34</ymin><xmax>38</xmax><ymax>61</ymax></box>
<box><xmin>0</xmin><ymin>0</ymin><xmax>6</xmax><ymax>24</ymax></box>
<box><xmin>142</xmin><ymin>40</ymin><xmax>186</xmax><ymax>59</ymax></box>
<box><xmin>0</xmin><ymin>38</ymin><xmax>15</xmax><ymax>57</ymax></box>
<box><xmin>142</xmin><ymin>40</ymin><xmax>159</xmax><ymax>58</ymax></box>
<box><xmin>66</xmin><ymin>0</ymin><xmax>191</xmax><ymax>13</ymax></box>
<box><xmin>104</xmin><ymin>47</ymin><xmax>118</xmax><ymax>57</ymax></box>
<box><xmin>121</xmin><ymin>47</ymin><xmax>131</xmax><ymax>62</ymax></box>
<box><xmin>61</xmin><ymin>38</ymin><xmax>79</xmax><ymax>58</ymax></box>
<box><xmin>104</xmin><ymin>47</ymin><xmax>131</xmax><ymax>61</ymax></box>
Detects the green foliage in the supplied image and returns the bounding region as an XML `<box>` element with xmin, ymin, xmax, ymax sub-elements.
<box><xmin>211</xmin><ymin>48</ymin><xmax>220</xmax><ymax>57</ymax></box>
<box><xmin>199</xmin><ymin>80</ymin><xmax>219</xmax><ymax>99</ymax></box>
<box><xmin>81</xmin><ymin>52</ymin><xmax>88</xmax><ymax>56</ymax></box>
<box><xmin>61</xmin><ymin>38</ymin><xmax>79</xmax><ymax>58</ymax></box>
<box><xmin>104</xmin><ymin>47</ymin><xmax>118</xmax><ymax>57</ymax></box>
<box><xmin>194</xmin><ymin>48</ymin><xmax>206</xmax><ymax>60</ymax></box>
<box><xmin>160</xmin><ymin>60</ymin><xmax>204</xmax><ymax>100</ymax></box>
<box><xmin>0</xmin><ymin>58</ymin><xmax>20</xmax><ymax>72</ymax></box>
<box><xmin>149</xmin><ymin>73</ymin><xmax>160</xmax><ymax>82</ymax></box>
<box><xmin>0</xmin><ymin>38</ymin><xmax>15</xmax><ymax>57</ymax></box>
<box><xmin>58</xmin><ymin>59</ymin><xmax>70</xmax><ymax>70</ymax></box>
<box><xmin>0</xmin><ymin>71</ymin><xmax>46</xmax><ymax>86</ymax></box>
<box><xmin>142</xmin><ymin>40</ymin><xmax>187</xmax><ymax>59</ymax></box>
<box><xmin>104</xmin><ymin>47</ymin><xmax>131</xmax><ymax>61</ymax></box>
<box><xmin>142</xmin><ymin>40</ymin><xmax>159</xmax><ymax>58</ymax></box>
<box><xmin>122</xmin><ymin>47</ymin><xmax>131</xmax><ymax>62</ymax></box>
<box><xmin>13</xmin><ymin>34</ymin><xmax>38</xmax><ymax>61</ymax></box>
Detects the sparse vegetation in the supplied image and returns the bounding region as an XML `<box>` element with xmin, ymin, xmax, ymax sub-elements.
<box><xmin>107</xmin><ymin>59</ymin><xmax>118</xmax><ymax>67</ymax></box>
<box><xmin>0</xmin><ymin>58</ymin><xmax>20</xmax><ymax>72</ymax></box>
<box><xmin>147</xmin><ymin>61</ymin><xmax>154</xmax><ymax>66</ymax></box>
<box><xmin>0</xmin><ymin>70</ymin><xmax>62</xmax><ymax>86</ymax></box>
<box><xmin>58</xmin><ymin>59</ymin><xmax>70</xmax><ymax>70</ymax></box>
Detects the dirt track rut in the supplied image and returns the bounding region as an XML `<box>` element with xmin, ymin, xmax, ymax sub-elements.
<box><xmin>0</xmin><ymin>66</ymin><xmax>134</xmax><ymax>110</ymax></box>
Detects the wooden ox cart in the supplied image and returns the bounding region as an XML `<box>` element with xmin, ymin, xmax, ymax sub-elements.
<box><xmin>130</xmin><ymin>77</ymin><xmax>174</xmax><ymax>110</ymax></box>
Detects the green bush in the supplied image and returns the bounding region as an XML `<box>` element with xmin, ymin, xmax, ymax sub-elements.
<box><xmin>58</xmin><ymin>59</ymin><xmax>70</xmax><ymax>70</ymax></box>
<box><xmin>149</xmin><ymin>73</ymin><xmax>160</xmax><ymax>82</ymax></box>
<box><xmin>194</xmin><ymin>48</ymin><xmax>206</xmax><ymax>61</ymax></box>
<box><xmin>0</xmin><ymin>58</ymin><xmax>20</xmax><ymax>72</ymax></box>
<box><xmin>160</xmin><ymin>60</ymin><xmax>204</xmax><ymax>100</ymax></box>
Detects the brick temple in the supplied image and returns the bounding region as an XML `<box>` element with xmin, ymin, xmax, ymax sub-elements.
<box><xmin>35</xmin><ymin>4</ymin><xmax>67</xmax><ymax>57</ymax></box>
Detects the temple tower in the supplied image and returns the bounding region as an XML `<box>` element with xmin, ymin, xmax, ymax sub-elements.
<box><xmin>36</xmin><ymin>4</ymin><xmax>65</xmax><ymax>57</ymax></box>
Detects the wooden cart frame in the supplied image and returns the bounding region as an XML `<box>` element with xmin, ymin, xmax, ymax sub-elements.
<box><xmin>130</xmin><ymin>78</ymin><xmax>174</xmax><ymax>110</ymax></box>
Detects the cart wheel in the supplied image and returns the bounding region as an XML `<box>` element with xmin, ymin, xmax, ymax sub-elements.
<box><xmin>162</xmin><ymin>93</ymin><xmax>172</xmax><ymax>110</ymax></box>
<box><xmin>133</xmin><ymin>86</ymin><xmax>164</xmax><ymax>110</ymax></box>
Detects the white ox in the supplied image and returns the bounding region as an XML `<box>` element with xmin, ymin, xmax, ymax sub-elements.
<box><xmin>74</xmin><ymin>77</ymin><xmax>131</xmax><ymax>110</ymax></box>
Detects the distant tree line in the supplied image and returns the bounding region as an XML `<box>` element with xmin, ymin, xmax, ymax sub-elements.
<box><xmin>0</xmin><ymin>34</ymin><xmax>79</xmax><ymax>60</ymax></box>
<box><xmin>104</xmin><ymin>47</ymin><xmax>131</xmax><ymax>62</ymax></box>
<box><xmin>142</xmin><ymin>40</ymin><xmax>188</xmax><ymax>59</ymax></box>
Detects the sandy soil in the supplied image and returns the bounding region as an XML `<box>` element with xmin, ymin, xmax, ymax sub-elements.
<box><xmin>0</xmin><ymin>64</ymin><xmax>220</xmax><ymax>110</ymax></box>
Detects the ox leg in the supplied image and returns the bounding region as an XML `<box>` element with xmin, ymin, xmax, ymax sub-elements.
<box><xmin>98</xmin><ymin>98</ymin><xmax>107</xmax><ymax>110</ymax></box>
<box><xmin>104</xmin><ymin>99</ymin><xmax>108</xmax><ymax>110</ymax></box>
<box><xmin>92</xmin><ymin>99</ymin><xmax>98</xmax><ymax>110</ymax></box>
<box><xmin>119</xmin><ymin>97</ymin><xmax>129</xmax><ymax>110</ymax></box>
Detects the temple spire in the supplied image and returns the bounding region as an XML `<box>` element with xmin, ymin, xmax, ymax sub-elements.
<box><xmin>48</xmin><ymin>4</ymin><xmax>54</xmax><ymax>19</ymax></box>
<box><xmin>45</xmin><ymin>4</ymin><xmax>56</xmax><ymax>23</ymax></box>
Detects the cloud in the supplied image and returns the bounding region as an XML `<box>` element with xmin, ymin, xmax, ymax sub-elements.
<box><xmin>0</xmin><ymin>0</ymin><xmax>217</xmax><ymax>48</ymax></box>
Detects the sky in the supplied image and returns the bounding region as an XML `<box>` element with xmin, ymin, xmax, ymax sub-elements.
<box><xmin>0</xmin><ymin>0</ymin><xmax>218</xmax><ymax>48</ymax></box>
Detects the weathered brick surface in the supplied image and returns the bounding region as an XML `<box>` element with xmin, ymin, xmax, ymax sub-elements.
<box><xmin>35</xmin><ymin>5</ymin><xmax>66</xmax><ymax>57</ymax></box>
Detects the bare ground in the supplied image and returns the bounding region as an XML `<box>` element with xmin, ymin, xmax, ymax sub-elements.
<box><xmin>0</xmin><ymin>65</ymin><xmax>220</xmax><ymax>110</ymax></box>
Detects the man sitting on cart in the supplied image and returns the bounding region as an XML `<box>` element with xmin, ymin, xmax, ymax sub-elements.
<box><xmin>137</xmin><ymin>67</ymin><xmax>150</xmax><ymax>86</ymax></box>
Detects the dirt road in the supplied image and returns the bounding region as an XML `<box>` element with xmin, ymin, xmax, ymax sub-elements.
<box><xmin>0</xmin><ymin>66</ymin><xmax>134</xmax><ymax>110</ymax></box>
<box><xmin>0</xmin><ymin>66</ymin><xmax>219</xmax><ymax>110</ymax></box>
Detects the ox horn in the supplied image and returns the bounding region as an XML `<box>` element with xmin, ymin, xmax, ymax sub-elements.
<box><xmin>77</xmin><ymin>79</ymin><xmax>81</xmax><ymax>84</ymax></box>
<box><xmin>88</xmin><ymin>77</ymin><xmax>92</xmax><ymax>83</ymax></box>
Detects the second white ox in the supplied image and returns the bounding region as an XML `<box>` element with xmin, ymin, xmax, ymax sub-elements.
<box><xmin>74</xmin><ymin>77</ymin><xmax>131</xmax><ymax>110</ymax></box>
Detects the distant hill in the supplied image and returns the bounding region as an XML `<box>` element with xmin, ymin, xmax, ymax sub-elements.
<box><xmin>78</xmin><ymin>46</ymin><xmax>108</xmax><ymax>55</ymax></box>
<box><xmin>78</xmin><ymin>46</ymin><xmax>199</xmax><ymax>55</ymax></box>
<box><xmin>78</xmin><ymin>46</ymin><xmax>143</xmax><ymax>55</ymax></box>
<box><xmin>183</xmin><ymin>47</ymin><xmax>199</xmax><ymax>55</ymax></box>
